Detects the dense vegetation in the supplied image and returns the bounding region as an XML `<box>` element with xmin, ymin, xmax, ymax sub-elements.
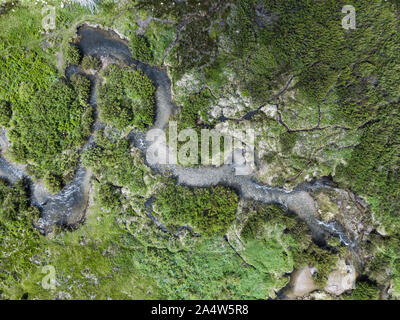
<box><xmin>97</xmin><ymin>64</ymin><xmax>155</xmax><ymax>129</ymax></box>
<box><xmin>82</xmin><ymin>129</ymin><xmax>152</xmax><ymax>196</ymax></box>
<box><xmin>0</xmin><ymin>100</ymin><xmax>12</xmax><ymax>127</ymax></box>
<box><xmin>176</xmin><ymin>91</ymin><xmax>213</xmax><ymax>130</ymax></box>
<box><xmin>64</xmin><ymin>43</ymin><xmax>82</xmax><ymax>66</ymax></box>
<box><xmin>8</xmin><ymin>78</ymin><xmax>93</xmax><ymax>192</ymax></box>
<box><xmin>129</xmin><ymin>33</ymin><xmax>153</xmax><ymax>64</ymax></box>
<box><xmin>154</xmin><ymin>181</ymin><xmax>238</xmax><ymax>235</ymax></box>
<box><xmin>344</xmin><ymin>280</ymin><xmax>380</xmax><ymax>300</ymax></box>
<box><xmin>81</xmin><ymin>55</ymin><xmax>101</xmax><ymax>71</ymax></box>
<box><xmin>136</xmin><ymin>0</ymin><xmax>224</xmax><ymax>77</ymax></box>
<box><xmin>336</xmin><ymin>104</ymin><xmax>400</xmax><ymax>233</ymax></box>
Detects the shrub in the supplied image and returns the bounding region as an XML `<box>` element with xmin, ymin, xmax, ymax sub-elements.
<box><xmin>130</xmin><ymin>34</ymin><xmax>153</xmax><ymax>64</ymax></box>
<box><xmin>97</xmin><ymin>64</ymin><xmax>155</xmax><ymax>129</ymax></box>
<box><xmin>154</xmin><ymin>180</ymin><xmax>239</xmax><ymax>235</ymax></box>
<box><xmin>81</xmin><ymin>55</ymin><xmax>101</xmax><ymax>71</ymax></box>
<box><xmin>344</xmin><ymin>281</ymin><xmax>380</xmax><ymax>300</ymax></box>
<box><xmin>97</xmin><ymin>183</ymin><xmax>122</xmax><ymax>211</ymax></box>
<box><xmin>44</xmin><ymin>173</ymin><xmax>64</xmax><ymax>194</ymax></box>
<box><xmin>64</xmin><ymin>43</ymin><xmax>82</xmax><ymax>65</ymax></box>
<box><xmin>0</xmin><ymin>100</ymin><xmax>12</xmax><ymax>127</ymax></box>
<box><xmin>70</xmin><ymin>74</ymin><xmax>91</xmax><ymax>105</ymax></box>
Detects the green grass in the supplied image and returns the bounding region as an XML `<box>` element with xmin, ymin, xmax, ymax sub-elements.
<box><xmin>2</xmin><ymin>203</ymin><xmax>156</xmax><ymax>300</ymax></box>
<box><xmin>0</xmin><ymin>178</ymin><xmax>41</xmax><ymax>298</ymax></box>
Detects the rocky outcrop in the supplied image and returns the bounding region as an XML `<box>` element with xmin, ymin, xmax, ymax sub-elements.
<box><xmin>286</xmin><ymin>267</ymin><xmax>318</xmax><ymax>298</ymax></box>
<box><xmin>325</xmin><ymin>259</ymin><xmax>356</xmax><ymax>296</ymax></box>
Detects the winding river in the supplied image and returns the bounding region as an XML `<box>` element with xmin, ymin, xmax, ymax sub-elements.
<box><xmin>0</xmin><ymin>25</ymin><xmax>356</xmax><ymax>250</ymax></box>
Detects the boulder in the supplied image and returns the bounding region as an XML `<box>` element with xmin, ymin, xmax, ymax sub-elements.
<box><xmin>325</xmin><ymin>259</ymin><xmax>356</xmax><ymax>295</ymax></box>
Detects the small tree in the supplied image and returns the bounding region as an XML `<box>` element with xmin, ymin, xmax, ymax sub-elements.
<box><xmin>64</xmin><ymin>43</ymin><xmax>82</xmax><ymax>65</ymax></box>
<box><xmin>44</xmin><ymin>173</ymin><xmax>64</xmax><ymax>194</ymax></box>
<box><xmin>81</xmin><ymin>55</ymin><xmax>101</xmax><ymax>71</ymax></box>
<box><xmin>0</xmin><ymin>100</ymin><xmax>12</xmax><ymax>127</ymax></box>
<box><xmin>130</xmin><ymin>34</ymin><xmax>153</xmax><ymax>64</ymax></box>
